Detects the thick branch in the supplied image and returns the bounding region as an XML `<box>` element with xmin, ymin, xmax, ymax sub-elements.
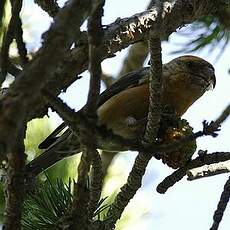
<box><xmin>48</xmin><ymin>0</ymin><xmax>217</xmax><ymax>87</ymax></box>
<box><xmin>0</xmin><ymin>0</ymin><xmax>93</xmax><ymax>160</ymax></box>
<box><xmin>3</xmin><ymin>129</ymin><xmax>26</xmax><ymax>230</ymax></box>
<box><xmin>34</xmin><ymin>0</ymin><xmax>60</xmax><ymax>18</ymax></box>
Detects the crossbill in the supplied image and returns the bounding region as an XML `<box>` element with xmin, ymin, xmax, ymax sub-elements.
<box><xmin>26</xmin><ymin>55</ymin><xmax>216</xmax><ymax>176</ymax></box>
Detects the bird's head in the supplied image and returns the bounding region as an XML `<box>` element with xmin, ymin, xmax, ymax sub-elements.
<box><xmin>162</xmin><ymin>55</ymin><xmax>216</xmax><ymax>116</ymax></box>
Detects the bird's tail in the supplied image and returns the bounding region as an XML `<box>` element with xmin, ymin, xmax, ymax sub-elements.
<box><xmin>25</xmin><ymin>131</ymin><xmax>81</xmax><ymax>178</ymax></box>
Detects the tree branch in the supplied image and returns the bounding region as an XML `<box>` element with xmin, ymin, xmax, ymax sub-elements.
<box><xmin>157</xmin><ymin>152</ymin><xmax>230</xmax><ymax>194</ymax></box>
<box><xmin>0</xmin><ymin>0</ymin><xmax>23</xmax><ymax>83</ymax></box>
<box><xmin>3</xmin><ymin>129</ymin><xmax>26</xmax><ymax>230</ymax></box>
<box><xmin>144</xmin><ymin>36</ymin><xmax>162</xmax><ymax>141</ymax></box>
<box><xmin>105</xmin><ymin>151</ymin><xmax>152</xmax><ymax>229</ymax></box>
<box><xmin>86</xmin><ymin>0</ymin><xmax>105</xmax><ymax>219</ymax></box>
<box><xmin>104</xmin><ymin>1</ymin><xmax>164</xmax><ymax>227</ymax></box>
<box><xmin>34</xmin><ymin>0</ymin><xmax>60</xmax><ymax>18</ymax></box>
<box><xmin>0</xmin><ymin>0</ymin><xmax>93</xmax><ymax>162</ymax></box>
<box><xmin>69</xmin><ymin>1</ymin><xmax>105</xmax><ymax>226</ymax></box>
<box><xmin>210</xmin><ymin>176</ymin><xmax>230</xmax><ymax>230</ymax></box>
<box><xmin>187</xmin><ymin>160</ymin><xmax>230</xmax><ymax>180</ymax></box>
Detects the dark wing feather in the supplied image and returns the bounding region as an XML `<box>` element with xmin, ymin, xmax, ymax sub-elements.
<box><xmin>38</xmin><ymin>122</ymin><xmax>67</xmax><ymax>149</ymax></box>
<box><xmin>39</xmin><ymin>67</ymin><xmax>149</xmax><ymax>149</ymax></box>
<box><xmin>97</xmin><ymin>67</ymin><xmax>149</xmax><ymax>107</ymax></box>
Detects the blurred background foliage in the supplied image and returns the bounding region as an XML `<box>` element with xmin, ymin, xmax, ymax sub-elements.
<box><xmin>0</xmin><ymin>0</ymin><xmax>7</xmax><ymax>40</ymax></box>
<box><xmin>0</xmin><ymin>0</ymin><xmax>229</xmax><ymax>228</ymax></box>
<box><xmin>172</xmin><ymin>5</ymin><xmax>230</xmax><ymax>57</ymax></box>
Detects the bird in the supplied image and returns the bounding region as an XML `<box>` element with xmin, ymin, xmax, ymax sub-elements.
<box><xmin>25</xmin><ymin>55</ymin><xmax>216</xmax><ymax>176</ymax></box>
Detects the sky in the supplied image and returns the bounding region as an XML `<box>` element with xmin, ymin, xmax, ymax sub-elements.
<box><xmin>11</xmin><ymin>0</ymin><xmax>230</xmax><ymax>229</ymax></box>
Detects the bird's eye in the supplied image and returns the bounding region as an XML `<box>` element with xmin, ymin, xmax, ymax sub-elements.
<box><xmin>186</xmin><ymin>61</ymin><xmax>194</xmax><ymax>68</ymax></box>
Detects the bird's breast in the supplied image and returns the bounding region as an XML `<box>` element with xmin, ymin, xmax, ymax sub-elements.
<box><xmin>97</xmin><ymin>84</ymin><xmax>149</xmax><ymax>139</ymax></box>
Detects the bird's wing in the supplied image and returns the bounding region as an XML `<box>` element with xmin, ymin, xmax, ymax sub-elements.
<box><xmin>39</xmin><ymin>67</ymin><xmax>150</xmax><ymax>149</ymax></box>
<box><xmin>98</xmin><ymin>67</ymin><xmax>149</xmax><ymax>107</ymax></box>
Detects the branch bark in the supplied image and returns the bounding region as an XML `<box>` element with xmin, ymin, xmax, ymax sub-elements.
<box><xmin>157</xmin><ymin>152</ymin><xmax>230</xmax><ymax>194</ymax></box>
<box><xmin>3</xmin><ymin>129</ymin><xmax>26</xmax><ymax>230</ymax></box>
<box><xmin>104</xmin><ymin>1</ymin><xmax>164</xmax><ymax>227</ymax></box>
<box><xmin>187</xmin><ymin>160</ymin><xmax>230</xmax><ymax>180</ymax></box>
<box><xmin>34</xmin><ymin>0</ymin><xmax>60</xmax><ymax>18</ymax></box>
<box><xmin>210</xmin><ymin>176</ymin><xmax>230</xmax><ymax>230</ymax></box>
<box><xmin>0</xmin><ymin>0</ymin><xmax>93</xmax><ymax>161</ymax></box>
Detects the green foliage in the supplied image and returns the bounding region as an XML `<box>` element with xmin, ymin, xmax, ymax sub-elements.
<box><xmin>0</xmin><ymin>117</ymin><xmax>78</xmax><ymax>223</ymax></box>
<box><xmin>0</xmin><ymin>0</ymin><xmax>9</xmax><ymax>42</ymax></box>
<box><xmin>22</xmin><ymin>177</ymin><xmax>73</xmax><ymax>230</ymax></box>
<box><xmin>0</xmin><ymin>0</ymin><xmax>6</xmax><ymax>32</ymax></box>
<box><xmin>25</xmin><ymin>118</ymin><xmax>52</xmax><ymax>161</ymax></box>
<box><xmin>45</xmin><ymin>155</ymin><xmax>80</xmax><ymax>184</ymax></box>
<box><xmin>22</xmin><ymin>177</ymin><xmax>110</xmax><ymax>229</ymax></box>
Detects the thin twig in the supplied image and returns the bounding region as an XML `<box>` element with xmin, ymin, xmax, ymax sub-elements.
<box><xmin>58</xmin><ymin>152</ymin><xmax>91</xmax><ymax>229</ymax></box>
<box><xmin>75</xmin><ymin>0</ymin><xmax>105</xmax><ymax>222</ymax></box>
<box><xmin>88</xmin><ymin>150</ymin><xmax>103</xmax><ymax>219</ymax></box>
<box><xmin>0</xmin><ymin>0</ymin><xmax>23</xmax><ymax>84</ymax></box>
<box><xmin>152</xmin><ymin>103</ymin><xmax>230</xmax><ymax>155</ymax></box>
<box><xmin>187</xmin><ymin>160</ymin><xmax>230</xmax><ymax>181</ymax></box>
<box><xmin>86</xmin><ymin>0</ymin><xmax>105</xmax><ymax>219</ymax></box>
<box><xmin>105</xmin><ymin>152</ymin><xmax>152</xmax><ymax>228</ymax></box>
<box><xmin>14</xmin><ymin>15</ymin><xmax>28</xmax><ymax>66</ymax></box>
<box><xmin>85</xmin><ymin>0</ymin><xmax>104</xmax><ymax>115</ymax></box>
<box><xmin>210</xmin><ymin>176</ymin><xmax>230</xmax><ymax>230</ymax></box>
<box><xmin>214</xmin><ymin>104</ymin><xmax>230</xmax><ymax>126</ymax></box>
<box><xmin>157</xmin><ymin>152</ymin><xmax>230</xmax><ymax>194</ymax></box>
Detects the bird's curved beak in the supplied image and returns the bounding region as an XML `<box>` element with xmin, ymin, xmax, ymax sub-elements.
<box><xmin>206</xmin><ymin>66</ymin><xmax>216</xmax><ymax>90</ymax></box>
